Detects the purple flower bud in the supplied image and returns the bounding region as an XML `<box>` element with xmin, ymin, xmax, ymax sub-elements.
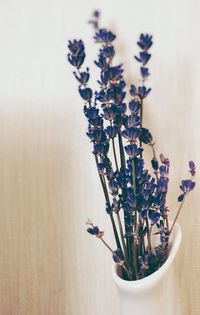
<box><xmin>178</xmin><ymin>193</ymin><xmax>185</xmax><ymax>202</ymax></box>
<box><xmin>125</xmin><ymin>144</ymin><xmax>143</xmax><ymax>157</ymax></box>
<box><xmin>151</xmin><ymin>157</ymin><xmax>159</xmax><ymax>171</ymax></box>
<box><xmin>159</xmin><ymin>165</ymin><xmax>167</xmax><ymax>176</ymax></box>
<box><xmin>87</xmin><ymin>226</ymin><xmax>100</xmax><ymax>235</ymax></box>
<box><xmin>139</xmin><ymin>128</ymin><xmax>153</xmax><ymax>144</ymax></box>
<box><xmin>149</xmin><ymin>210</ymin><xmax>160</xmax><ymax>225</ymax></box>
<box><xmin>68</xmin><ymin>39</ymin><xmax>85</xmax><ymax>55</ymax></box>
<box><xmin>100</xmin><ymin>46</ymin><xmax>115</xmax><ymax>59</ymax></box>
<box><xmin>105</xmin><ymin>126</ymin><xmax>119</xmax><ymax>139</ymax></box>
<box><xmin>160</xmin><ymin>154</ymin><xmax>170</xmax><ymax>166</ymax></box>
<box><xmin>95</xmin><ymin>56</ymin><xmax>109</xmax><ymax>71</ymax></box>
<box><xmin>84</xmin><ymin>106</ymin><xmax>99</xmax><ymax>119</ymax></box>
<box><xmin>125</xmin><ymin>114</ymin><xmax>141</xmax><ymax>128</ymax></box>
<box><xmin>138</xmin><ymin>86</ymin><xmax>151</xmax><ymax>99</ymax></box>
<box><xmin>103</xmin><ymin>106</ymin><xmax>117</xmax><ymax>121</ymax></box>
<box><xmin>128</xmin><ymin>100</ymin><xmax>141</xmax><ymax>115</ymax></box>
<box><xmin>135</xmin><ymin>51</ymin><xmax>151</xmax><ymax>65</ymax></box>
<box><xmin>108</xmin><ymin>180</ymin><xmax>119</xmax><ymax>195</ymax></box>
<box><xmin>112</xmin><ymin>198</ymin><xmax>120</xmax><ymax>213</ymax></box>
<box><xmin>94</xmin><ymin>28</ymin><xmax>116</xmax><ymax>43</ymax></box>
<box><xmin>106</xmin><ymin>202</ymin><xmax>113</xmax><ymax>215</ymax></box>
<box><xmin>140</xmin><ymin>66</ymin><xmax>150</xmax><ymax>78</ymax></box>
<box><xmin>189</xmin><ymin>161</ymin><xmax>196</xmax><ymax>176</ymax></box>
<box><xmin>130</xmin><ymin>84</ymin><xmax>137</xmax><ymax>97</ymax></box>
<box><xmin>180</xmin><ymin>179</ymin><xmax>196</xmax><ymax>193</ymax></box>
<box><xmin>137</xmin><ymin>34</ymin><xmax>153</xmax><ymax>51</ymax></box>
<box><xmin>104</xmin><ymin>65</ymin><xmax>123</xmax><ymax>82</ymax></box>
<box><xmin>87</xmin><ymin>129</ymin><xmax>106</xmax><ymax>143</ymax></box>
<box><xmin>74</xmin><ymin>69</ymin><xmax>90</xmax><ymax>84</ymax></box>
<box><xmin>112</xmin><ymin>249</ymin><xmax>123</xmax><ymax>263</ymax></box>
<box><xmin>79</xmin><ymin>87</ymin><xmax>93</xmax><ymax>101</ymax></box>
<box><xmin>93</xmin><ymin>142</ymin><xmax>109</xmax><ymax>156</ymax></box>
<box><xmin>121</xmin><ymin>127</ymin><xmax>141</xmax><ymax>143</ymax></box>
<box><xmin>157</xmin><ymin>177</ymin><xmax>169</xmax><ymax>194</ymax></box>
<box><xmin>68</xmin><ymin>52</ymin><xmax>86</xmax><ymax>68</ymax></box>
<box><xmin>97</xmin><ymin>163</ymin><xmax>106</xmax><ymax>175</ymax></box>
<box><xmin>93</xmin><ymin>10</ymin><xmax>100</xmax><ymax>18</ymax></box>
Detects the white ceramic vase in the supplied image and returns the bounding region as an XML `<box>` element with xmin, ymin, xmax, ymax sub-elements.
<box><xmin>112</xmin><ymin>222</ymin><xmax>182</xmax><ymax>315</ymax></box>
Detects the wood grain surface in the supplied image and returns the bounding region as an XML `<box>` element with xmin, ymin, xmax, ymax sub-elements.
<box><xmin>0</xmin><ymin>0</ymin><xmax>200</xmax><ymax>314</ymax></box>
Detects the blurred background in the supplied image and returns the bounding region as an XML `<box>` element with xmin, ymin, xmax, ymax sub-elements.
<box><xmin>0</xmin><ymin>0</ymin><xmax>199</xmax><ymax>314</ymax></box>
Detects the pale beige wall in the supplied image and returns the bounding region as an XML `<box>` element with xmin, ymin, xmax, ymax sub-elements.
<box><xmin>0</xmin><ymin>0</ymin><xmax>200</xmax><ymax>314</ymax></box>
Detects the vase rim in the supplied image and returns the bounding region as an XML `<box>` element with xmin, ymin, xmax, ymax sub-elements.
<box><xmin>112</xmin><ymin>221</ymin><xmax>182</xmax><ymax>292</ymax></box>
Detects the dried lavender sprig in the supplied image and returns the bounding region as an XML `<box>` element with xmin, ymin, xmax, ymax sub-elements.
<box><xmin>68</xmin><ymin>40</ymin><xmax>122</xmax><ymax>253</ymax></box>
<box><xmin>86</xmin><ymin>220</ymin><xmax>133</xmax><ymax>280</ymax></box>
<box><xmin>92</xmin><ymin>18</ymin><xmax>134</xmax><ymax>262</ymax></box>
<box><xmin>67</xmin><ymin>14</ymin><xmax>197</xmax><ymax>280</ymax></box>
<box><xmin>170</xmin><ymin>163</ymin><xmax>196</xmax><ymax>235</ymax></box>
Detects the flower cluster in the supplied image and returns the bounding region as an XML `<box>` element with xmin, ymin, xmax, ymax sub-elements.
<box><xmin>67</xmin><ymin>11</ymin><xmax>196</xmax><ymax>281</ymax></box>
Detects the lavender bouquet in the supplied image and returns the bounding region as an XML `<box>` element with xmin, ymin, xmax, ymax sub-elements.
<box><xmin>67</xmin><ymin>11</ymin><xmax>196</xmax><ymax>281</ymax></box>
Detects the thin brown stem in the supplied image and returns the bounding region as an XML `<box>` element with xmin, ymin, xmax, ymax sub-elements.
<box><xmin>169</xmin><ymin>196</ymin><xmax>186</xmax><ymax>235</ymax></box>
<box><xmin>146</xmin><ymin>218</ymin><xmax>152</xmax><ymax>254</ymax></box>
<box><xmin>94</xmin><ymin>155</ymin><xmax>122</xmax><ymax>251</ymax></box>
<box><xmin>116</xmin><ymin>213</ymin><xmax>130</xmax><ymax>267</ymax></box>
<box><xmin>140</xmin><ymin>99</ymin><xmax>143</xmax><ymax>158</ymax></box>
<box><xmin>118</xmin><ymin>133</ymin><xmax>126</xmax><ymax>169</ymax></box>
